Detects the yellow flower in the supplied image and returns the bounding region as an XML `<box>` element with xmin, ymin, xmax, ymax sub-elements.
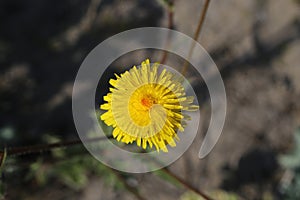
<box><xmin>100</xmin><ymin>59</ymin><xmax>198</xmax><ymax>152</ymax></box>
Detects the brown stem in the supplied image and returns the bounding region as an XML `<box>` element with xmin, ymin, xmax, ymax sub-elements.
<box><xmin>160</xmin><ymin>0</ymin><xmax>174</xmax><ymax>64</ymax></box>
<box><xmin>5</xmin><ymin>135</ymin><xmax>113</xmax><ymax>157</ymax></box>
<box><xmin>181</xmin><ymin>0</ymin><xmax>211</xmax><ymax>75</ymax></box>
<box><xmin>146</xmin><ymin>153</ymin><xmax>214</xmax><ymax>200</ymax></box>
<box><xmin>161</xmin><ymin>167</ymin><xmax>214</xmax><ymax>200</ymax></box>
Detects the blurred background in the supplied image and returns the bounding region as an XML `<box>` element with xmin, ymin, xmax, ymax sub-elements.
<box><xmin>0</xmin><ymin>0</ymin><xmax>300</xmax><ymax>199</ymax></box>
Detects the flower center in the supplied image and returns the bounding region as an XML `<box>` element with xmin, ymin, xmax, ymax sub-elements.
<box><xmin>127</xmin><ymin>84</ymin><xmax>162</xmax><ymax>127</ymax></box>
<box><xmin>141</xmin><ymin>96</ymin><xmax>156</xmax><ymax>108</ymax></box>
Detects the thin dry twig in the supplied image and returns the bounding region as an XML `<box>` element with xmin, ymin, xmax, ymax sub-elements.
<box><xmin>160</xmin><ymin>0</ymin><xmax>174</xmax><ymax>64</ymax></box>
<box><xmin>181</xmin><ymin>0</ymin><xmax>211</xmax><ymax>75</ymax></box>
<box><xmin>144</xmin><ymin>151</ymin><xmax>214</xmax><ymax>200</ymax></box>
<box><xmin>4</xmin><ymin>135</ymin><xmax>112</xmax><ymax>157</ymax></box>
<box><xmin>161</xmin><ymin>167</ymin><xmax>214</xmax><ymax>200</ymax></box>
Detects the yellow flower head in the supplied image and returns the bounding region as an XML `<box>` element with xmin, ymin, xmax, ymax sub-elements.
<box><xmin>100</xmin><ymin>59</ymin><xmax>199</xmax><ymax>152</ymax></box>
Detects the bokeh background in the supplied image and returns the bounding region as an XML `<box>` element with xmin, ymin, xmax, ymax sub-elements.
<box><xmin>0</xmin><ymin>0</ymin><xmax>300</xmax><ymax>199</ymax></box>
